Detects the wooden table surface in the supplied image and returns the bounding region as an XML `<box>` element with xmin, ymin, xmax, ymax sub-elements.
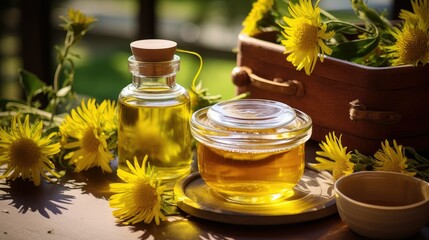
<box><xmin>1</xmin><ymin>141</ymin><xmax>428</xmax><ymax>240</ymax></box>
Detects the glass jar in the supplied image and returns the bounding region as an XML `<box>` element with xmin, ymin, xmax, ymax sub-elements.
<box><xmin>118</xmin><ymin>40</ymin><xmax>192</xmax><ymax>181</ymax></box>
<box><xmin>190</xmin><ymin>99</ymin><xmax>312</xmax><ymax>204</ymax></box>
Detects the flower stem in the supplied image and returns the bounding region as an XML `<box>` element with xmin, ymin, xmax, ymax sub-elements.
<box><xmin>51</xmin><ymin>31</ymin><xmax>74</xmax><ymax>122</ymax></box>
<box><xmin>326</xmin><ymin>20</ymin><xmax>375</xmax><ymax>35</ymax></box>
<box><xmin>176</xmin><ymin>49</ymin><xmax>203</xmax><ymax>90</ymax></box>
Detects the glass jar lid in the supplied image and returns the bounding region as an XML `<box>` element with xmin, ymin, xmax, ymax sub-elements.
<box><xmin>191</xmin><ymin>99</ymin><xmax>312</xmax><ymax>153</ymax></box>
<box><xmin>207</xmin><ymin>99</ymin><xmax>296</xmax><ymax>129</ymax></box>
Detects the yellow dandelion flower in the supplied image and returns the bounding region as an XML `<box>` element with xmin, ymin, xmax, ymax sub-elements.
<box><xmin>109</xmin><ymin>156</ymin><xmax>166</xmax><ymax>225</ymax></box>
<box><xmin>373</xmin><ymin>140</ymin><xmax>416</xmax><ymax>177</ymax></box>
<box><xmin>280</xmin><ymin>0</ymin><xmax>335</xmax><ymax>75</ymax></box>
<box><xmin>0</xmin><ymin>114</ymin><xmax>61</xmax><ymax>186</ymax></box>
<box><xmin>311</xmin><ymin>132</ymin><xmax>354</xmax><ymax>181</ymax></box>
<box><xmin>399</xmin><ymin>0</ymin><xmax>429</xmax><ymax>31</ymax></box>
<box><xmin>60</xmin><ymin>99</ymin><xmax>116</xmax><ymax>173</ymax></box>
<box><xmin>385</xmin><ymin>23</ymin><xmax>429</xmax><ymax>66</ymax></box>
<box><xmin>61</xmin><ymin>9</ymin><xmax>96</xmax><ymax>38</ymax></box>
<box><xmin>385</xmin><ymin>0</ymin><xmax>429</xmax><ymax>66</ymax></box>
<box><xmin>241</xmin><ymin>0</ymin><xmax>274</xmax><ymax>36</ymax></box>
<box><xmin>97</xmin><ymin>99</ymin><xmax>118</xmax><ymax>133</ymax></box>
<box><xmin>67</xmin><ymin>9</ymin><xmax>96</xmax><ymax>26</ymax></box>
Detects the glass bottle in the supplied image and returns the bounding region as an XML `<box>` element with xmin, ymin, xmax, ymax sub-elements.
<box><xmin>118</xmin><ymin>39</ymin><xmax>192</xmax><ymax>181</ymax></box>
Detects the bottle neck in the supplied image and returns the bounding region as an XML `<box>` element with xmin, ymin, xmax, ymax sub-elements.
<box><xmin>131</xmin><ymin>75</ymin><xmax>176</xmax><ymax>89</ymax></box>
<box><xmin>128</xmin><ymin>55</ymin><xmax>180</xmax><ymax>89</ymax></box>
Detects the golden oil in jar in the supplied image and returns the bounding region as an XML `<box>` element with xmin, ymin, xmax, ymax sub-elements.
<box><xmin>118</xmin><ymin>39</ymin><xmax>192</xmax><ymax>181</ymax></box>
<box><xmin>197</xmin><ymin>143</ymin><xmax>305</xmax><ymax>204</ymax></box>
<box><xmin>191</xmin><ymin>99</ymin><xmax>312</xmax><ymax>204</ymax></box>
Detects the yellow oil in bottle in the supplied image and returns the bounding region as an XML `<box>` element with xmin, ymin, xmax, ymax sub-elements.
<box><xmin>118</xmin><ymin>98</ymin><xmax>192</xmax><ymax>180</ymax></box>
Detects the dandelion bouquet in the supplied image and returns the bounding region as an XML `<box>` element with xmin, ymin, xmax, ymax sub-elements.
<box><xmin>311</xmin><ymin>132</ymin><xmax>429</xmax><ymax>182</ymax></box>
<box><xmin>242</xmin><ymin>0</ymin><xmax>429</xmax><ymax>75</ymax></box>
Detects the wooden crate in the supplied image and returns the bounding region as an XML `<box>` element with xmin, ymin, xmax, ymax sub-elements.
<box><xmin>232</xmin><ymin>33</ymin><xmax>429</xmax><ymax>154</ymax></box>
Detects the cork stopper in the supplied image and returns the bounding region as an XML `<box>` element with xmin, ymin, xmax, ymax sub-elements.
<box><xmin>130</xmin><ymin>39</ymin><xmax>177</xmax><ymax>62</ymax></box>
<box><xmin>129</xmin><ymin>39</ymin><xmax>179</xmax><ymax>76</ymax></box>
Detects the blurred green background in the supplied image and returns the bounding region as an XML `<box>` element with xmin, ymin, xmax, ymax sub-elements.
<box><xmin>0</xmin><ymin>0</ymin><xmax>398</xmax><ymax>103</ymax></box>
<box><xmin>68</xmin><ymin>0</ymin><xmax>258</xmax><ymax>102</ymax></box>
<box><xmin>0</xmin><ymin>0</ymin><xmax>256</xmax><ymax>103</ymax></box>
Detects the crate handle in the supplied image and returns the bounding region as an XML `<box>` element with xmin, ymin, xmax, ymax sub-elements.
<box><xmin>231</xmin><ymin>66</ymin><xmax>305</xmax><ymax>97</ymax></box>
<box><xmin>349</xmin><ymin>99</ymin><xmax>402</xmax><ymax>124</ymax></box>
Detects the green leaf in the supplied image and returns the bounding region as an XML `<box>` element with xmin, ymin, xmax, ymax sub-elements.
<box><xmin>18</xmin><ymin>69</ymin><xmax>47</xmax><ymax>100</ymax></box>
<box><xmin>327</xmin><ymin>21</ymin><xmax>360</xmax><ymax>36</ymax></box>
<box><xmin>330</xmin><ymin>32</ymin><xmax>380</xmax><ymax>61</ymax></box>
<box><xmin>351</xmin><ymin>150</ymin><xmax>375</xmax><ymax>171</ymax></box>
<box><xmin>351</xmin><ymin>0</ymin><xmax>392</xmax><ymax>31</ymax></box>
